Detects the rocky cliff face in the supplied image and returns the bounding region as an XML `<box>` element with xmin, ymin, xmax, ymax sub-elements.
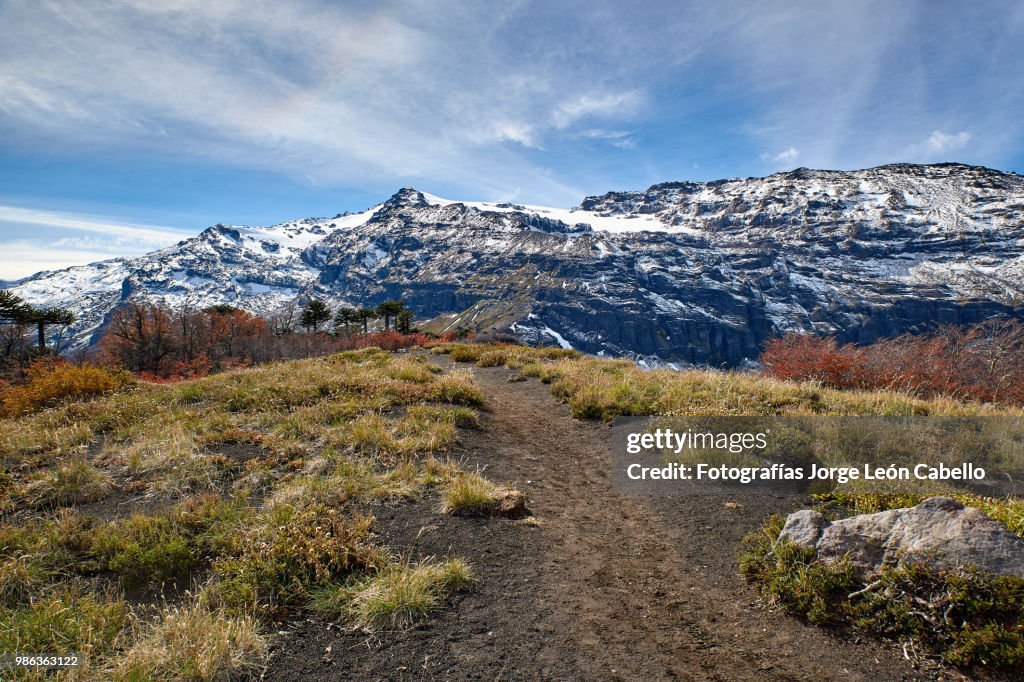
<box><xmin>10</xmin><ymin>163</ymin><xmax>1024</xmax><ymax>365</ymax></box>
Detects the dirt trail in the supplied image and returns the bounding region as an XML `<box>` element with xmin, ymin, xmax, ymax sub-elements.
<box><xmin>265</xmin><ymin>360</ymin><xmax>957</xmax><ymax>681</ymax></box>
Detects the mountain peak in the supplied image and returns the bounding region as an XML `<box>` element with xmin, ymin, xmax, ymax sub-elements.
<box><xmin>381</xmin><ymin>187</ymin><xmax>429</xmax><ymax>210</ymax></box>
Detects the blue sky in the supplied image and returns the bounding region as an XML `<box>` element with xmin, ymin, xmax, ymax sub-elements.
<box><xmin>1</xmin><ymin>0</ymin><xmax>1022</xmax><ymax>279</ymax></box>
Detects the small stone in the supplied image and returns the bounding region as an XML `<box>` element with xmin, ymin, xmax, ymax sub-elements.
<box><xmin>495</xmin><ymin>489</ymin><xmax>530</xmax><ymax>519</ymax></box>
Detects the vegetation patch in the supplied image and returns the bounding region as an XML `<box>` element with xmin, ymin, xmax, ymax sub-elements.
<box><xmin>115</xmin><ymin>596</ymin><xmax>267</xmax><ymax>681</ymax></box>
<box><xmin>741</xmin><ymin>512</ymin><xmax>1024</xmax><ymax>674</ymax></box>
<box><xmin>17</xmin><ymin>458</ymin><xmax>113</xmax><ymax>509</ymax></box>
<box><xmin>436</xmin><ymin>342</ymin><xmax>1023</xmax><ymax>419</ymax></box>
<box><xmin>209</xmin><ymin>505</ymin><xmax>386</xmax><ymax>617</ymax></box>
<box><xmin>441</xmin><ymin>471</ymin><xmax>527</xmax><ymax>517</ymax></box>
<box><xmin>0</xmin><ymin>360</ymin><xmax>132</xmax><ymax>417</ymax></box>
<box><xmin>311</xmin><ymin>558</ymin><xmax>474</xmax><ymax>630</ymax></box>
<box><xmin>0</xmin><ymin>587</ymin><xmax>131</xmax><ymax>676</ymax></box>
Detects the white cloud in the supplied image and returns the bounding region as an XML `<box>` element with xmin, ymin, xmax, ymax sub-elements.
<box><xmin>0</xmin><ymin>1</ymin><xmax>662</xmax><ymax>205</ymax></box>
<box><xmin>0</xmin><ymin>205</ymin><xmax>189</xmax><ymax>243</ymax></box>
<box><xmin>0</xmin><ymin>0</ymin><xmax>1019</xmax><ymax>204</ymax></box>
<box><xmin>761</xmin><ymin>146</ymin><xmax>800</xmax><ymax>166</ymax></box>
<box><xmin>491</xmin><ymin>121</ymin><xmax>540</xmax><ymax>148</ymax></box>
<box><xmin>0</xmin><ymin>205</ymin><xmax>188</xmax><ymax>278</ymax></box>
<box><xmin>924</xmin><ymin>129</ymin><xmax>971</xmax><ymax>153</ymax></box>
<box><xmin>0</xmin><ymin>241</ymin><xmax>126</xmax><ymax>279</ymax></box>
<box><xmin>552</xmin><ymin>91</ymin><xmax>645</xmax><ymax>130</ymax></box>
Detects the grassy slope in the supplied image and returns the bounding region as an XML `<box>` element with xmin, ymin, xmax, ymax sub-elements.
<box><xmin>0</xmin><ymin>349</ymin><xmax>519</xmax><ymax>680</ymax></box>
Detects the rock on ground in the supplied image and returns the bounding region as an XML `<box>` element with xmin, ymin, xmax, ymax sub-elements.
<box><xmin>779</xmin><ymin>496</ymin><xmax>1024</xmax><ymax>579</ymax></box>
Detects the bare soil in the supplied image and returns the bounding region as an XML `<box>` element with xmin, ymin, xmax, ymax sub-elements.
<box><xmin>264</xmin><ymin>359</ymin><xmax>967</xmax><ymax>681</ymax></box>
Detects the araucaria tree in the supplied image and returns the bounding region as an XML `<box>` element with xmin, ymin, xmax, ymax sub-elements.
<box><xmin>376</xmin><ymin>300</ymin><xmax>407</xmax><ymax>331</ymax></box>
<box><xmin>396</xmin><ymin>308</ymin><xmax>414</xmax><ymax>334</ymax></box>
<box><xmin>31</xmin><ymin>307</ymin><xmax>75</xmax><ymax>350</ymax></box>
<box><xmin>356</xmin><ymin>307</ymin><xmax>376</xmax><ymax>335</ymax></box>
<box><xmin>333</xmin><ymin>306</ymin><xmax>359</xmax><ymax>336</ymax></box>
<box><xmin>0</xmin><ymin>290</ymin><xmax>75</xmax><ymax>367</ymax></box>
<box><xmin>300</xmin><ymin>299</ymin><xmax>331</xmax><ymax>333</ymax></box>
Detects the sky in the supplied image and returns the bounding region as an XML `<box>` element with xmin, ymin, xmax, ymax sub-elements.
<box><xmin>1</xmin><ymin>0</ymin><xmax>1022</xmax><ymax>279</ymax></box>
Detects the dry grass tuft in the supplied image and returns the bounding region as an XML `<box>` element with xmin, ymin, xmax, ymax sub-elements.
<box><xmin>441</xmin><ymin>471</ymin><xmax>527</xmax><ymax>517</ymax></box>
<box><xmin>18</xmin><ymin>458</ymin><xmax>113</xmax><ymax>509</ymax></box>
<box><xmin>116</xmin><ymin>595</ymin><xmax>267</xmax><ymax>681</ymax></box>
<box><xmin>312</xmin><ymin>557</ymin><xmax>474</xmax><ymax>629</ymax></box>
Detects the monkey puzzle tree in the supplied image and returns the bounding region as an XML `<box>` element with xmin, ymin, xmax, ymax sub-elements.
<box><xmin>376</xmin><ymin>300</ymin><xmax>407</xmax><ymax>331</ymax></box>
<box><xmin>356</xmin><ymin>307</ymin><xmax>376</xmax><ymax>335</ymax></box>
<box><xmin>31</xmin><ymin>307</ymin><xmax>75</xmax><ymax>350</ymax></box>
<box><xmin>333</xmin><ymin>306</ymin><xmax>359</xmax><ymax>336</ymax></box>
<box><xmin>299</xmin><ymin>299</ymin><xmax>331</xmax><ymax>333</ymax></box>
<box><xmin>0</xmin><ymin>291</ymin><xmax>32</xmax><ymax>321</ymax></box>
<box><xmin>0</xmin><ymin>290</ymin><xmax>73</xmax><ymax>351</ymax></box>
<box><xmin>396</xmin><ymin>308</ymin><xmax>414</xmax><ymax>335</ymax></box>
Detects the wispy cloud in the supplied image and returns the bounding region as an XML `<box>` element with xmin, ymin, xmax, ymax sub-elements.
<box><xmin>0</xmin><ymin>205</ymin><xmax>188</xmax><ymax>278</ymax></box>
<box><xmin>0</xmin><ymin>241</ymin><xmax>128</xmax><ymax>279</ymax></box>
<box><xmin>0</xmin><ymin>1</ymin><xmax>664</xmax><ymax>205</ymax></box>
<box><xmin>0</xmin><ymin>205</ymin><xmax>189</xmax><ymax>243</ymax></box>
<box><xmin>924</xmin><ymin>130</ymin><xmax>972</xmax><ymax>154</ymax></box>
<box><xmin>0</xmin><ymin>0</ymin><xmax>1021</xmax><ymax>217</ymax></box>
<box><xmin>577</xmin><ymin>128</ymin><xmax>637</xmax><ymax>149</ymax></box>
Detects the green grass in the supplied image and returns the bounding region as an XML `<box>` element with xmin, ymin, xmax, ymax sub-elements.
<box><xmin>311</xmin><ymin>558</ymin><xmax>474</xmax><ymax>629</ymax></box>
<box><xmin>17</xmin><ymin>458</ymin><xmax>112</xmax><ymax>509</ymax></box>
<box><xmin>0</xmin><ymin>348</ymin><xmax>488</xmax><ymax>676</ymax></box>
<box><xmin>0</xmin><ymin>587</ymin><xmax>131</xmax><ymax>677</ymax></box>
<box><xmin>208</xmin><ymin>505</ymin><xmax>386</xmax><ymax>617</ymax></box>
<box><xmin>440</xmin><ymin>471</ymin><xmax>524</xmax><ymax>517</ymax></box>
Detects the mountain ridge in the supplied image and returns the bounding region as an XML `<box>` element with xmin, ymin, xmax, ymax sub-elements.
<box><xmin>8</xmin><ymin>162</ymin><xmax>1024</xmax><ymax>364</ymax></box>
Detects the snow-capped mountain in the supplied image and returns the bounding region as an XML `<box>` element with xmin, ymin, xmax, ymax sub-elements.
<box><xmin>9</xmin><ymin>163</ymin><xmax>1024</xmax><ymax>365</ymax></box>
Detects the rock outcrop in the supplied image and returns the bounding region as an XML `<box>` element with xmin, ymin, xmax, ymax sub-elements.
<box><xmin>779</xmin><ymin>497</ymin><xmax>1024</xmax><ymax>578</ymax></box>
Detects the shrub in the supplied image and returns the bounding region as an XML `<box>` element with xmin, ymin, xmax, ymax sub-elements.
<box><xmin>761</xmin><ymin>321</ymin><xmax>1024</xmax><ymax>405</ymax></box>
<box><xmin>1</xmin><ymin>361</ymin><xmax>130</xmax><ymax>416</ymax></box>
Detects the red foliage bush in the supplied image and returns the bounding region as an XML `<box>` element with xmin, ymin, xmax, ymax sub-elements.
<box><xmin>760</xmin><ymin>319</ymin><xmax>1024</xmax><ymax>404</ymax></box>
<box><xmin>95</xmin><ymin>302</ymin><xmax>446</xmax><ymax>380</ymax></box>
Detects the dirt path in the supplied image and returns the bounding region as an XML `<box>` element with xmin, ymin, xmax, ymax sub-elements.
<box><xmin>264</xmin><ymin>360</ymin><xmax>959</xmax><ymax>681</ymax></box>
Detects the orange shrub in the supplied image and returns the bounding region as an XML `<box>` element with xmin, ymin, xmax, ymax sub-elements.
<box><xmin>760</xmin><ymin>320</ymin><xmax>1024</xmax><ymax>405</ymax></box>
<box><xmin>0</xmin><ymin>359</ymin><xmax>132</xmax><ymax>416</ymax></box>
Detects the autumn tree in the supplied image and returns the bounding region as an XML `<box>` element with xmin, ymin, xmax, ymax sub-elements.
<box><xmin>102</xmin><ymin>303</ymin><xmax>175</xmax><ymax>373</ymax></box>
